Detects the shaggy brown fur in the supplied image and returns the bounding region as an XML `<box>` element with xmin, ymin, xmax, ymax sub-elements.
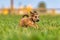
<box><xmin>19</xmin><ymin>11</ymin><xmax>39</xmax><ymax>29</ymax></box>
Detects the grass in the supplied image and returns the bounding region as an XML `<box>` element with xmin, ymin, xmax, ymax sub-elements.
<box><xmin>0</xmin><ymin>14</ymin><xmax>60</xmax><ymax>40</ymax></box>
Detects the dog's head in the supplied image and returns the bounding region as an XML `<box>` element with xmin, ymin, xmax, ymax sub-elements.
<box><xmin>30</xmin><ymin>11</ymin><xmax>39</xmax><ymax>22</ymax></box>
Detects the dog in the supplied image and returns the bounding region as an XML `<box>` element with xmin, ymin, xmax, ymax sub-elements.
<box><xmin>19</xmin><ymin>11</ymin><xmax>40</xmax><ymax>29</ymax></box>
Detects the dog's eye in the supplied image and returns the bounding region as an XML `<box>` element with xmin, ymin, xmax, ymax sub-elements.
<box><xmin>35</xmin><ymin>16</ymin><xmax>37</xmax><ymax>18</ymax></box>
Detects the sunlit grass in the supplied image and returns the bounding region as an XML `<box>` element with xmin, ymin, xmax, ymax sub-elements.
<box><xmin>0</xmin><ymin>14</ymin><xmax>60</xmax><ymax>40</ymax></box>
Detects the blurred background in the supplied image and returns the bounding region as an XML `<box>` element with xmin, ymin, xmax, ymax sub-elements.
<box><xmin>0</xmin><ymin>0</ymin><xmax>60</xmax><ymax>15</ymax></box>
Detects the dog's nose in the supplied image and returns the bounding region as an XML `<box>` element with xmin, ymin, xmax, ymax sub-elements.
<box><xmin>36</xmin><ymin>20</ymin><xmax>39</xmax><ymax>22</ymax></box>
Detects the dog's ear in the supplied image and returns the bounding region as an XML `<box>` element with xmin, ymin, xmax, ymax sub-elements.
<box><xmin>30</xmin><ymin>11</ymin><xmax>32</xmax><ymax>13</ymax></box>
<box><xmin>30</xmin><ymin>11</ymin><xmax>34</xmax><ymax>14</ymax></box>
<box><xmin>34</xmin><ymin>11</ymin><xmax>38</xmax><ymax>15</ymax></box>
<box><xmin>30</xmin><ymin>11</ymin><xmax>34</xmax><ymax>17</ymax></box>
<box><xmin>34</xmin><ymin>11</ymin><xmax>37</xmax><ymax>13</ymax></box>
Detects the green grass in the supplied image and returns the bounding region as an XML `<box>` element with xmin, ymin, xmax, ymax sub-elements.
<box><xmin>0</xmin><ymin>15</ymin><xmax>60</xmax><ymax>40</ymax></box>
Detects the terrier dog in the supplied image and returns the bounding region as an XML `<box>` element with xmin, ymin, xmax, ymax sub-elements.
<box><xmin>19</xmin><ymin>11</ymin><xmax>40</xmax><ymax>29</ymax></box>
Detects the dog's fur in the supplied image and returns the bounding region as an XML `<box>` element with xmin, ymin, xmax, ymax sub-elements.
<box><xmin>19</xmin><ymin>11</ymin><xmax>39</xmax><ymax>29</ymax></box>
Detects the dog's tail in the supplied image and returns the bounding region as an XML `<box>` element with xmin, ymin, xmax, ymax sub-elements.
<box><xmin>22</xmin><ymin>14</ymin><xmax>29</xmax><ymax>18</ymax></box>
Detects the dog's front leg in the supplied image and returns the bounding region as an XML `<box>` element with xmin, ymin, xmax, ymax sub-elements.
<box><xmin>31</xmin><ymin>23</ymin><xmax>39</xmax><ymax>29</ymax></box>
<box><xmin>34</xmin><ymin>24</ymin><xmax>39</xmax><ymax>29</ymax></box>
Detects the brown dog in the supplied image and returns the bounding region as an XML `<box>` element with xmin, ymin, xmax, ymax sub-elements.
<box><xmin>19</xmin><ymin>11</ymin><xmax>39</xmax><ymax>29</ymax></box>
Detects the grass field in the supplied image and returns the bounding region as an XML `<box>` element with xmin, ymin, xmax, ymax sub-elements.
<box><xmin>0</xmin><ymin>15</ymin><xmax>60</xmax><ymax>40</ymax></box>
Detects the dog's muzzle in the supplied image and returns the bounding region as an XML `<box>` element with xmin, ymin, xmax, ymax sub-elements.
<box><xmin>36</xmin><ymin>20</ymin><xmax>39</xmax><ymax>22</ymax></box>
